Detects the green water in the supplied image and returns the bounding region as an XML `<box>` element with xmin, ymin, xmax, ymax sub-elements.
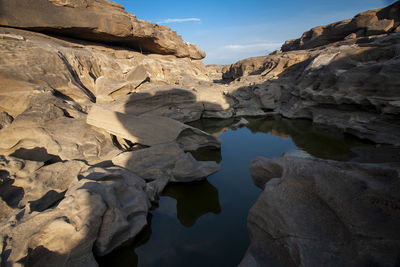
<box><xmin>99</xmin><ymin>116</ymin><xmax>373</xmax><ymax>267</ymax></box>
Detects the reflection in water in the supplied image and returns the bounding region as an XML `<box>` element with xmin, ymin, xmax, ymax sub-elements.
<box><xmin>162</xmin><ymin>180</ymin><xmax>221</xmax><ymax>227</ymax></box>
<box><xmin>98</xmin><ymin>116</ymin><xmax>375</xmax><ymax>267</ymax></box>
<box><xmin>98</xmin><ymin>218</ymin><xmax>152</xmax><ymax>267</ymax></box>
<box><xmin>245</xmin><ymin>116</ymin><xmax>371</xmax><ymax>161</ymax></box>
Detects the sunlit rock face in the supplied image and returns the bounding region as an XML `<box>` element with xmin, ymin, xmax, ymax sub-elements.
<box><xmin>0</xmin><ymin>0</ymin><xmax>205</xmax><ymax>59</ymax></box>
<box><xmin>281</xmin><ymin>1</ymin><xmax>400</xmax><ymax>52</ymax></box>
<box><xmin>221</xmin><ymin>2</ymin><xmax>400</xmax><ymax>145</ymax></box>
<box><xmin>0</xmin><ymin>1</ymin><xmax>219</xmax><ymax>265</ymax></box>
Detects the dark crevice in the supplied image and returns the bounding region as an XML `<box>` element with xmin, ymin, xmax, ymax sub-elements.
<box><xmin>57</xmin><ymin>51</ymin><xmax>96</xmax><ymax>102</ymax></box>
<box><xmin>0</xmin><ymin>176</ymin><xmax>24</xmax><ymax>209</ymax></box>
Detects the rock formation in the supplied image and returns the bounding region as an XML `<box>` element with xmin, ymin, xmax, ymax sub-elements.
<box><xmin>0</xmin><ymin>1</ymin><xmax>219</xmax><ymax>266</ymax></box>
<box><xmin>0</xmin><ymin>0</ymin><xmax>205</xmax><ymax>59</ymax></box>
<box><xmin>242</xmin><ymin>155</ymin><xmax>400</xmax><ymax>267</ymax></box>
<box><xmin>281</xmin><ymin>1</ymin><xmax>400</xmax><ymax>51</ymax></box>
<box><xmin>0</xmin><ymin>0</ymin><xmax>399</xmax><ymax>266</ymax></box>
<box><xmin>222</xmin><ymin>1</ymin><xmax>400</xmax><ymax>145</ymax></box>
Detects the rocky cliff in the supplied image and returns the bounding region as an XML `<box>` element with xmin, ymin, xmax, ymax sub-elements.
<box><xmin>220</xmin><ymin>2</ymin><xmax>400</xmax><ymax>266</ymax></box>
<box><xmin>0</xmin><ymin>0</ymin><xmax>205</xmax><ymax>59</ymax></box>
<box><xmin>222</xmin><ymin>1</ymin><xmax>400</xmax><ymax>145</ymax></box>
<box><xmin>0</xmin><ymin>1</ymin><xmax>219</xmax><ymax>266</ymax></box>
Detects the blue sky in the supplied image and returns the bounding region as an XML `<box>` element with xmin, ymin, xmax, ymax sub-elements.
<box><xmin>114</xmin><ymin>0</ymin><xmax>396</xmax><ymax>65</ymax></box>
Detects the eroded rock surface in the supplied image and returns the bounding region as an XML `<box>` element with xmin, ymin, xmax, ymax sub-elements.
<box><xmin>243</xmin><ymin>155</ymin><xmax>400</xmax><ymax>267</ymax></box>
<box><xmin>0</xmin><ymin>0</ymin><xmax>205</xmax><ymax>59</ymax></box>
<box><xmin>0</xmin><ymin>0</ymin><xmax>399</xmax><ymax>266</ymax></box>
<box><xmin>0</xmin><ymin>166</ymin><xmax>151</xmax><ymax>266</ymax></box>
<box><xmin>221</xmin><ymin>3</ymin><xmax>400</xmax><ymax>145</ymax></box>
<box><xmin>87</xmin><ymin>105</ymin><xmax>221</xmax><ymax>151</ymax></box>
<box><xmin>281</xmin><ymin>1</ymin><xmax>400</xmax><ymax>51</ymax></box>
<box><xmin>112</xmin><ymin>142</ymin><xmax>221</xmax><ymax>183</ymax></box>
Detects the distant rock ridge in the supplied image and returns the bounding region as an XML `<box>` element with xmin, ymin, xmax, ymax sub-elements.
<box><xmin>0</xmin><ymin>0</ymin><xmax>205</xmax><ymax>59</ymax></box>
<box><xmin>221</xmin><ymin>2</ymin><xmax>400</xmax><ymax>145</ymax></box>
<box><xmin>281</xmin><ymin>1</ymin><xmax>400</xmax><ymax>51</ymax></box>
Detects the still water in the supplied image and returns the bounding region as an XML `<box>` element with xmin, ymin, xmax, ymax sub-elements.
<box><xmin>99</xmin><ymin>116</ymin><xmax>373</xmax><ymax>267</ymax></box>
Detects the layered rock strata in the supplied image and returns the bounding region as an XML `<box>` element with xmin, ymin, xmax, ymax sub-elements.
<box><xmin>0</xmin><ymin>0</ymin><xmax>205</xmax><ymax>59</ymax></box>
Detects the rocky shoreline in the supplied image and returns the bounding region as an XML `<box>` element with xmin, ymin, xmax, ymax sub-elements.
<box><xmin>0</xmin><ymin>0</ymin><xmax>399</xmax><ymax>266</ymax></box>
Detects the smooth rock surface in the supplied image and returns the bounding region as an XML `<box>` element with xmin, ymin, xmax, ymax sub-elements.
<box><xmin>243</xmin><ymin>155</ymin><xmax>400</xmax><ymax>267</ymax></box>
<box><xmin>87</xmin><ymin>105</ymin><xmax>221</xmax><ymax>151</ymax></box>
<box><xmin>112</xmin><ymin>142</ymin><xmax>221</xmax><ymax>182</ymax></box>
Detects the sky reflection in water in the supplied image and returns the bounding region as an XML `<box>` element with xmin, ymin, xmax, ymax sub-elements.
<box><xmin>99</xmin><ymin>116</ymin><xmax>372</xmax><ymax>267</ymax></box>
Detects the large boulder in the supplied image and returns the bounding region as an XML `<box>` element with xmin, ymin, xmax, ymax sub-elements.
<box><xmin>0</xmin><ymin>0</ymin><xmax>205</xmax><ymax>59</ymax></box>
<box><xmin>87</xmin><ymin>105</ymin><xmax>221</xmax><ymax>151</ymax></box>
<box><xmin>242</xmin><ymin>155</ymin><xmax>400</xmax><ymax>267</ymax></box>
<box><xmin>112</xmin><ymin>142</ymin><xmax>221</xmax><ymax>182</ymax></box>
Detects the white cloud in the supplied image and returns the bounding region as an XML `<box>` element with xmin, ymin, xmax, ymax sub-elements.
<box><xmin>157</xmin><ymin>18</ymin><xmax>201</xmax><ymax>24</ymax></box>
<box><xmin>223</xmin><ymin>42</ymin><xmax>282</xmax><ymax>52</ymax></box>
<box><xmin>204</xmin><ymin>42</ymin><xmax>283</xmax><ymax>65</ymax></box>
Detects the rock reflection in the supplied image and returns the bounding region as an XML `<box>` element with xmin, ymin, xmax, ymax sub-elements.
<box><xmin>193</xmin><ymin>116</ymin><xmax>371</xmax><ymax>162</ymax></box>
<box><xmin>245</xmin><ymin>116</ymin><xmax>371</xmax><ymax>161</ymax></box>
<box><xmin>162</xmin><ymin>179</ymin><xmax>221</xmax><ymax>227</ymax></box>
<box><xmin>98</xmin><ymin>218</ymin><xmax>152</xmax><ymax>267</ymax></box>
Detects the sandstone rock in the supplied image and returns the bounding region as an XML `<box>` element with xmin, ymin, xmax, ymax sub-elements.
<box><xmin>0</xmin><ymin>92</ymin><xmax>119</xmax><ymax>164</ymax></box>
<box><xmin>223</xmin><ymin>31</ymin><xmax>400</xmax><ymax>144</ymax></box>
<box><xmin>112</xmin><ymin>142</ymin><xmax>221</xmax><ymax>183</ymax></box>
<box><xmin>103</xmin><ymin>83</ymin><xmax>233</xmax><ymax>122</ymax></box>
<box><xmin>0</xmin><ymin>166</ymin><xmax>151</xmax><ymax>266</ymax></box>
<box><xmin>76</xmin><ymin>167</ymin><xmax>150</xmax><ymax>256</ymax></box>
<box><xmin>281</xmin><ymin>1</ymin><xmax>399</xmax><ymax>51</ymax></box>
<box><xmin>0</xmin><ymin>0</ymin><xmax>205</xmax><ymax>59</ymax></box>
<box><xmin>1</xmin><ymin>186</ymin><xmax>106</xmax><ymax>267</ymax></box>
<box><xmin>0</xmin><ymin>111</ymin><xmax>13</xmax><ymax>129</ymax></box>
<box><xmin>0</xmin><ymin>26</ymin><xmax>210</xmax><ymax>117</ymax></box>
<box><xmin>243</xmin><ymin>155</ymin><xmax>400</xmax><ymax>267</ymax></box>
<box><xmin>0</xmin><ymin>156</ymin><xmax>89</xmax><ymax>213</ymax></box>
<box><xmin>87</xmin><ymin>105</ymin><xmax>221</xmax><ymax>151</ymax></box>
<box><xmin>366</xmin><ymin>19</ymin><xmax>395</xmax><ymax>35</ymax></box>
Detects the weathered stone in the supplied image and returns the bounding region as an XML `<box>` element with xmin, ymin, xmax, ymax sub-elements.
<box><xmin>366</xmin><ymin>19</ymin><xmax>395</xmax><ymax>35</ymax></box>
<box><xmin>0</xmin><ymin>166</ymin><xmax>151</xmax><ymax>266</ymax></box>
<box><xmin>0</xmin><ymin>0</ymin><xmax>205</xmax><ymax>59</ymax></box>
<box><xmin>0</xmin><ymin>156</ymin><xmax>89</xmax><ymax>212</ymax></box>
<box><xmin>87</xmin><ymin>105</ymin><xmax>221</xmax><ymax>151</ymax></box>
<box><xmin>112</xmin><ymin>142</ymin><xmax>221</xmax><ymax>182</ymax></box>
<box><xmin>281</xmin><ymin>1</ymin><xmax>399</xmax><ymax>51</ymax></box>
<box><xmin>0</xmin><ymin>92</ymin><xmax>119</xmax><ymax>164</ymax></box>
<box><xmin>0</xmin><ymin>111</ymin><xmax>13</xmax><ymax>129</ymax></box>
<box><xmin>243</xmin><ymin>155</ymin><xmax>400</xmax><ymax>267</ymax></box>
